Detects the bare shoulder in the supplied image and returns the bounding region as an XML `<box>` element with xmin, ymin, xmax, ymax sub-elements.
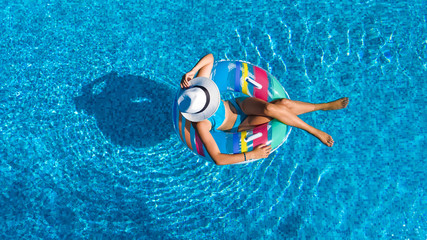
<box><xmin>194</xmin><ymin>120</ymin><xmax>211</xmax><ymax>132</ymax></box>
<box><xmin>193</xmin><ymin>119</ymin><xmax>221</xmax><ymax>161</ymax></box>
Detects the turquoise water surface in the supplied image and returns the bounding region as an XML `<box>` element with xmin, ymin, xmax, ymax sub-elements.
<box><xmin>1</xmin><ymin>0</ymin><xmax>426</xmax><ymax>239</ymax></box>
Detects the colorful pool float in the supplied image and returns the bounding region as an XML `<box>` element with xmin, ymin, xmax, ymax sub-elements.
<box><xmin>172</xmin><ymin>60</ymin><xmax>292</xmax><ymax>164</ymax></box>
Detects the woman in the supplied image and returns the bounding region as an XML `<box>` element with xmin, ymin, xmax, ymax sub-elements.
<box><xmin>178</xmin><ymin>54</ymin><xmax>349</xmax><ymax>165</ymax></box>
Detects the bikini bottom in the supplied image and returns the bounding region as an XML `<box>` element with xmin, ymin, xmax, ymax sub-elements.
<box><xmin>228</xmin><ymin>96</ymin><xmax>249</xmax><ymax>132</ymax></box>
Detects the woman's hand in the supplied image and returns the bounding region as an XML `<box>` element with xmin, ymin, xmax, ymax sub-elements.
<box><xmin>180</xmin><ymin>54</ymin><xmax>214</xmax><ymax>89</ymax></box>
<box><xmin>180</xmin><ymin>71</ymin><xmax>196</xmax><ymax>89</ymax></box>
<box><xmin>249</xmin><ymin>144</ymin><xmax>272</xmax><ymax>160</ymax></box>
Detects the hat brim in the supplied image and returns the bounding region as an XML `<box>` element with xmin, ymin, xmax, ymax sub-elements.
<box><xmin>177</xmin><ymin>77</ymin><xmax>220</xmax><ymax>122</ymax></box>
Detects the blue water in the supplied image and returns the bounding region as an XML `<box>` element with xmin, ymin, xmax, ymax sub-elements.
<box><xmin>1</xmin><ymin>0</ymin><xmax>426</xmax><ymax>239</ymax></box>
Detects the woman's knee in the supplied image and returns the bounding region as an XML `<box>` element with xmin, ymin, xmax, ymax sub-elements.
<box><xmin>264</xmin><ymin>102</ymin><xmax>279</xmax><ymax>116</ymax></box>
<box><xmin>266</xmin><ymin>100</ymin><xmax>294</xmax><ymax>117</ymax></box>
<box><xmin>275</xmin><ymin>98</ymin><xmax>292</xmax><ymax>107</ymax></box>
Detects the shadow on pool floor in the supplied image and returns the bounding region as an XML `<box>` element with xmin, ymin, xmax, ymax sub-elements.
<box><xmin>74</xmin><ymin>72</ymin><xmax>174</xmax><ymax>148</ymax></box>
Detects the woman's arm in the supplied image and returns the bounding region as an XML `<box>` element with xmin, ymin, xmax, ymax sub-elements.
<box><xmin>181</xmin><ymin>53</ymin><xmax>214</xmax><ymax>88</ymax></box>
<box><xmin>195</xmin><ymin>120</ymin><xmax>271</xmax><ymax>165</ymax></box>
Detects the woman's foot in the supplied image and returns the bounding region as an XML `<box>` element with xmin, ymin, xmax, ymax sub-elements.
<box><xmin>312</xmin><ymin>129</ymin><xmax>334</xmax><ymax>147</ymax></box>
<box><xmin>323</xmin><ymin>97</ymin><xmax>349</xmax><ymax>111</ymax></box>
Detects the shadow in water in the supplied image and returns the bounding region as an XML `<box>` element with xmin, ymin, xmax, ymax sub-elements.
<box><xmin>74</xmin><ymin>72</ymin><xmax>174</xmax><ymax>148</ymax></box>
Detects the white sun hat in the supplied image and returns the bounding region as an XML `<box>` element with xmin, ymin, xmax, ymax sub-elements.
<box><xmin>176</xmin><ymin>77</ymin><xmax>220</xmax><ymax>122</ymax></box>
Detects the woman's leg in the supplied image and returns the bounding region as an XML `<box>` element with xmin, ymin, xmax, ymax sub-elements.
<box><xmin>238</xmin><ymin>97</ymin><xmax>337</xmax><ymax>147</ymax></box>
<box><xmin>271</xmin><ymin>97</ymin><xmax>349</xmax><ymax>115</ymax></box>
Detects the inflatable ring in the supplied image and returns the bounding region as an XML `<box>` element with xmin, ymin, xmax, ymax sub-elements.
<box><xmin>172</xmin><ymin>61</ymin><xmax>292</xmax><ymax>164</ymax></box>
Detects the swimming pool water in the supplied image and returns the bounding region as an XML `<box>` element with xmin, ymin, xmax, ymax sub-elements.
<box><xmin>1</xmin><ymin>0</ymin><xmax>426</xmax><ymax>239</ymax></box>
